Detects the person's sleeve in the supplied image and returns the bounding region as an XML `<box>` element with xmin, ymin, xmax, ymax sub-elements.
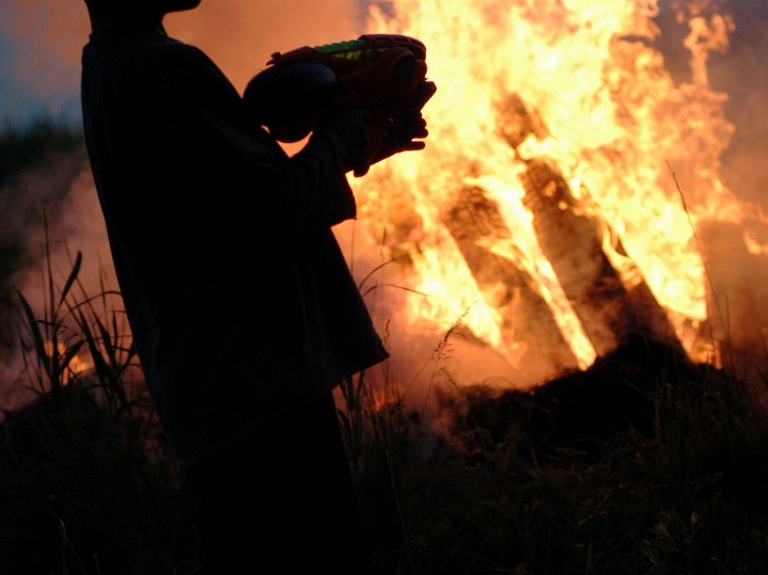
<box><xmin>146</xmin><ymin>46</ymin><xmax>358</xmax><ymax>235</ymax></box>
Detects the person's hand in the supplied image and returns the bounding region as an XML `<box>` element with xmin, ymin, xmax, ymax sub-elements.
<box><xmin>354</xmin><ymin>81</ymin><xmax>436</xmax><ymax>177</ymax></box>
<box><xmin>313</xmin><ymin>108</ymin><xmax>374</xmax><ymax>175</ymax></box>
<box><xmin>312</xmin><ymin>81</ymin><xmax>436</xmax><ymax>176</ymax></box>
<box><xmin>353</xmin><ymin>109</ymin><xmax>428</xmax><ymax>176</ymax></box>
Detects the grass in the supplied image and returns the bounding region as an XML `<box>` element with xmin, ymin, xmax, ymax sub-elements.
<box><xmin>2</xmin><ymin>255</ymin><xmax>768</xmax><ymax>574</ymax></box>
<box><xmin>396</xmin><ymin>340</ymin><xmax>768</xmax><ymax>574</ymax></box>
<box><xmin>2</xmin><ymin>249</ymin><xmax>199</xmax><ymax>575</ymax></box>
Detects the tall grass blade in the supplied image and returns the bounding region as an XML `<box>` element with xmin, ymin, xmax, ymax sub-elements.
<box><xmin>15</xmin><ymin>288</ymin><xmax>52</xmax><ymax>392</ymax></box>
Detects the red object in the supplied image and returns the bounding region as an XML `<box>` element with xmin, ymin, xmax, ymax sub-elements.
<box><xmin>244</xmin><ymin>34</ymin><xmax>436</xmax><ymax>148</ymax></box>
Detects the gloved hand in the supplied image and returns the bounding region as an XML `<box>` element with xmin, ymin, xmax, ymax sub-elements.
<box><xmin>312</xmin><ymin>108</ymin><xmax>375</xmax><ymax>175</ymax></box>
<box><xmin>311</xmin><ymin>79</ymin><xmax>435</xmax><ymax>177</ymax></box>
<box><xmin>354</xmin><ymin>80</ymin><xmax>435</xmax><ymax>177</ymax></box>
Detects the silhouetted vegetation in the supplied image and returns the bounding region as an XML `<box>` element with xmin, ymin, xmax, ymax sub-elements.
<box><xmin>3</xmin><ymin>249</ymin><xmax>768</xmax><ymax>574</ymax></box>
<box><xmin>0</xmin><ymin>118</ymin><xmax>82</xmax><ymax>189</ymax></box>
<box><xmin>1</xmin><ymin>247</ymin><xmax>198</xmax><ymax>575</ymax></box>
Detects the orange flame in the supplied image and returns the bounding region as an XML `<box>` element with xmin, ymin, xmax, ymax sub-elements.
<box><xmin>351</xmin><ymin>0</ymin><xmax>747</xmax><ymax>385</ymax></box>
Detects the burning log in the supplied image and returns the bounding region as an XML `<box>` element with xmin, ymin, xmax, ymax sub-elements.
<box><xmin>442</xmin><ymin>185</ymin><xmax>580</xmax><ymax>379</ymax></box>
<box><xmin>496</xmin><ymin>93</ymin><xmax>549</xmax><ymax>150</ymax></box>
<box><xmin>519</xmin><ymin>157</ymin><xmax>681</xmax><ymax>357</ymax></box>
<box><xmin>496</xmin><ymin>92</ymin><xmax>682</xmax><ymax>357</ymax></box>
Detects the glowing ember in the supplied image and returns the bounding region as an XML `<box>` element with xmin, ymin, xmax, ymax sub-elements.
<box><xmin>352</xmin><ymin>0</ymin><xmax>746</xmax><ymax>384</ymax></box>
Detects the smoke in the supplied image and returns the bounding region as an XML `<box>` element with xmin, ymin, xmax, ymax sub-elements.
<box><xmin>655</xmin><ymin>0</ymin><xmax>768</xmax><ymax>209</ymax></box>
<box><xmin>708</xmin><ymin>2</ymin><xmax>768</xmax><ymax>209</ymax></box>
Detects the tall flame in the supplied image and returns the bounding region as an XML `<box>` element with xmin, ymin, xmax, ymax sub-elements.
<box><xmin>352</xmin><ymin>0</ymin><xmax>746</xmax><ymax>386</ymax></box>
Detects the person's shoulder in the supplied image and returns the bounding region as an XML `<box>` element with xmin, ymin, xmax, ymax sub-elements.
<box><xmin>147</xmin><ymin>35</ymin><xmax>209</xmax><ymax>62</ymax></box>
<box><xmin>84</xmin><ymin>32</ymin><xmax>207</xmax><ymax>67</ymax></box>
<box><xmin>142</xmin><ymin>36</ymin><xmax>224</xmax><ymax>82</ymax></box>
<box><xmin>87</xmin><ymin>33</ymin><xmax>222</xmax><ymax>86</ymax></box>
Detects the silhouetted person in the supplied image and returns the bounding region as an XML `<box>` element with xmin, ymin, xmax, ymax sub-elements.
<box><xmin>79</xmin><ymin>1</ymin><xmax>428</xmax><ymax>573</ymax></box>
